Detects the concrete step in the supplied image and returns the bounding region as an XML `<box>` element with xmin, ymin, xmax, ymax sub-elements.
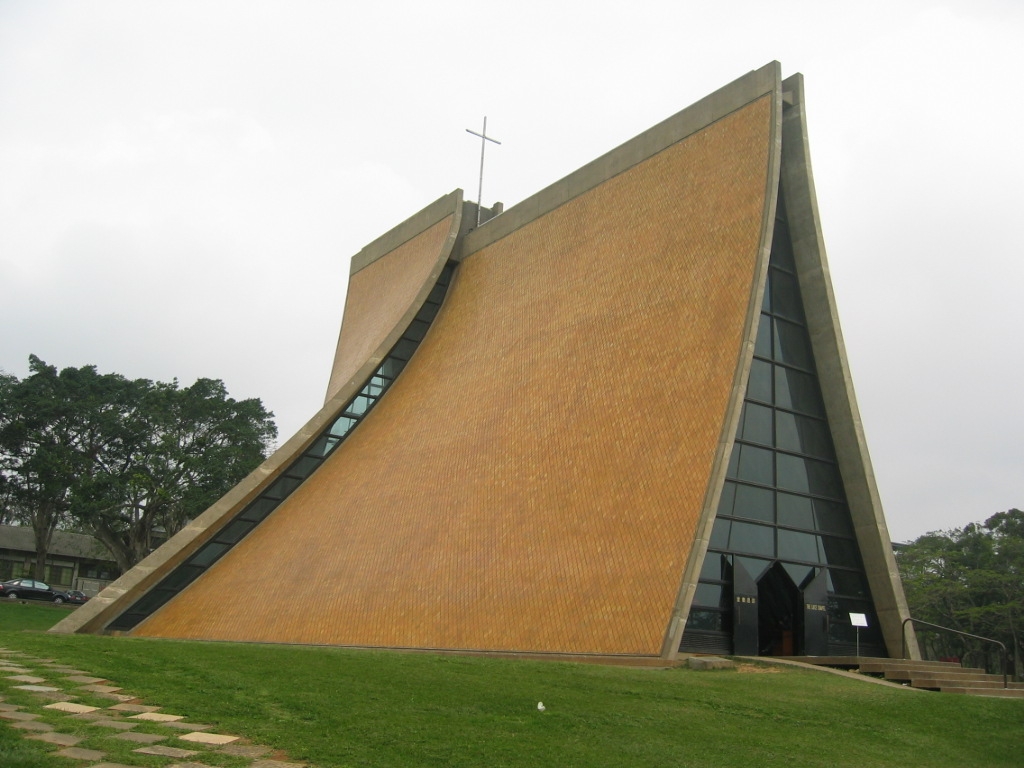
<box><xmin>790</xmin><ymin>656</ymin><xmax>1021</xmax><ymax>698</ymax></box>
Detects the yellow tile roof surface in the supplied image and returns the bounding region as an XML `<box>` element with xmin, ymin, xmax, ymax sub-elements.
<box><xmin>136</xmin><ymin>95</ymin><xmax>772</xmax><ymax>655</ymax></box>
<box><xmin>324</xmin><ymin>214</ymin><xmax>454</xmax><ymax>401</ymax></box>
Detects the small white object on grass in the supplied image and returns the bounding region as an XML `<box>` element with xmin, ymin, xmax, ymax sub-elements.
<box><xmin>537</xmin><ymin>702</ymin><xmax>545</xmax><ymax>711</ymax></box>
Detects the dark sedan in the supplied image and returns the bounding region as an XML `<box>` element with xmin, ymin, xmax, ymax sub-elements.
<box><xmin>0</xmin><ymin>578</ymin><xmax>70</xmax><ymax>604</ymax></box>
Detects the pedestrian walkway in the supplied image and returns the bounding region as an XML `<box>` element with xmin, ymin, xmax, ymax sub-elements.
<box><xmin>0</xmin><ymin>647</ymin><xmax>307</xmax><ymax>767</ymax></box>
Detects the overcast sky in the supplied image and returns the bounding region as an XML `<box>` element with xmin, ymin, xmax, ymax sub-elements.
<box><xmin>1</xmin><ymin>1</ymin><xmax>1021</xmax><ymax>543</ymax></box>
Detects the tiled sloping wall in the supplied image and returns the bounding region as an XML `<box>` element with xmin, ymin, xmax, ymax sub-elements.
<box><xmin>324</xmin><ymin>215</ymin><xmax>454</xmax><ymax>402</ymax></box>
<box><xmin>135</xmin><ymin>95</ymin><xmax>772</xmax><ymax>655</ymax></box>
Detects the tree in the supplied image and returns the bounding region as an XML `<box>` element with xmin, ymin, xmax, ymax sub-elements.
<box><xmin>896</xmin><ymin>510</ymin><xmax>1024</xmax><ymax>677</ymax></box>
<box><xmin>77</xmin><ymin>376</ymin><xmax>277</xmax><ymax>570</ymax></box>
<box><xmin>0</xmin><ymin>356</ymin><xmax>277</xmax><ymax>574</ymax></box>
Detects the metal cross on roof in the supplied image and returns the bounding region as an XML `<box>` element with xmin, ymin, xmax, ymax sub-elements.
<box><xmin>466</xmin><ymin>117</ymin><xmax>501</xmax><ymax>227</ymax></box>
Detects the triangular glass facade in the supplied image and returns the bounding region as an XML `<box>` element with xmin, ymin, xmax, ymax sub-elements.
<box><xmin>681</xmin><ymin>193</ymin><xmax>886</xmax><ymax>657</ymax></box>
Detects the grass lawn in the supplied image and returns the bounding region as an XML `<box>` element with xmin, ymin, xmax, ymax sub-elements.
<box><xmin>1</xmin><ymin>602</ymin><xmax>1021</xmax><ymax>767</ymax></box>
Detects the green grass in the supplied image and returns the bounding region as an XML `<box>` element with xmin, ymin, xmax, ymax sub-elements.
<box><xmin>1</xmin><ymin>602</ymin><xmax>1022</xmax><ymax>767</ymax></box>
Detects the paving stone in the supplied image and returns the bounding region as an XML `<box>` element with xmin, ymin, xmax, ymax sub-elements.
<box><xmin>45</xmin><ymin>701</ymin><xmax>99</xmax><ymax>713</ymax></box>
<box><xmin>78</xmin><ymin>684</ymin><xmax>122</xmax><ymax>694</ymax></box>
<box><xmin>109</xmin><ymin>703</ymin><xmax>160</xmax><ymax>713</ymax></box>
<box><xmin>89</xmin><ymin>718</ymin><xmax>139</xmax><ymax>730</ymax></box>
<box><xmin>221</xmin><ymin>744</ymin><xmax>272</xmax><ymax>757</ymax></box>
<box><xmin>55</xmin><ymin>746</ymin><xmax>107</xmax><ymax>760</ymax></box>
<box><xmin>180</xmin><ymin>731</ymin><xmax>239</xmax><ymax>745</ymax></box>
<box><xmin>251</xmin><ymin>760</ymin><xmax>307</xmax><ymax>768</ymax></box>
<box><xmin>5</xmin><ymin>674</ymin><xmax>46</xmax><ymax>683</ymax></box>
<box><xmin>94</xmin><ymin>692</ymin><xmax>135</xmax><ymax>702</ymax></box>
<box><xmin>69</xmin><ymin>710</ymin><xmax>120</xmax><ymax>720</ymax></box>
<box><xmin>27</xmin><ymin>731</ymin><xmax>84</xmax><ymax>746</ymax></box>
<box><xmin>0</xmin><ymin>710</ymin><xmax>39</xmax><ymax>721</ymax></box>
<box><xmin>12</xmin><ymin>720</ymin><xmax>54</xmax><ymax>732</ymax></box>
<box><xmin>167</xmin><ymin>764</ymin><xmax>216</xmax><ymax>768</ymax></box>
<box><xmin>0</xmin><ymin>664</ymin><xmax>30</xmax><ymax>672</ymax></box>
<box><xmin>12</xmin><ymin>684</ymin><xmax>60</xmax><ymax>692</ymax></box>
<box><xmin>0</xmin><ymin>702</ymin><xmax>23</xmax><ymax>711</ymax></box>
<box><xmin>64</xmin><ymin>675</ymin><xmax>106</xmax><ymax>684</ymax></box>
<box><xmin>90</xmin><ymin>764</ymin><xmax>143</xmax><ymax>768</ymax></box>
<box><xmin>130</xmin><ymin>711</ymin><xmax>184</xmax><ymax>722</ymax></box>
<box><xmin>163</xmin><ymin>720</ymin><xmax>212</xmax><ymax>731</ymax></box>
<box><xmin>134</xmin><ymin>744</ymin><xmax>199</xmax><ymax>758</ymax></box>
<box><xmin>111</xmin><ymin>730</ymin><xmax>167</xmax><ymax>743</ymax></box>
<box><xmin>46</xmin><ymin>666</ymin><xmax>88</xmax><ymax>674</ymax></box>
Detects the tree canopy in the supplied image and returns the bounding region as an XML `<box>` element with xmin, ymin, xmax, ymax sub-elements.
<box><xmin>896</xmin><ymin>509</ymin><xmax>1024</xmax><ymax>677</ymax></box>
<box><xmin>0</xmin><ymin>356</ymin><xmax>277</xmax><ymax>574</ymax></box>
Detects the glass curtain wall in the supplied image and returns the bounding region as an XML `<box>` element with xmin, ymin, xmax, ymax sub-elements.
<box><xmin>681</xmin><ymin>199</ymin><xmax>885</xmax><ymax>656</ymax></box>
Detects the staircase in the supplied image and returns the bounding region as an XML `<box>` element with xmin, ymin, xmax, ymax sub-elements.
<box><xmin>796</xmin><ymin>656</ymin><xmax>1024</xmax><ymax>699</ymax></box>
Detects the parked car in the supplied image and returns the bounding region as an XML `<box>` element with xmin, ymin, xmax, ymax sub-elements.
<box><xmin>65</xmin><ymin>590</ymin><xmax>90</xmax><ymax>605</ymax></box>
<box><xmin>0</xmin><ymin>578</ymin><xmax>71</xmax><ymax>604</ymax></box>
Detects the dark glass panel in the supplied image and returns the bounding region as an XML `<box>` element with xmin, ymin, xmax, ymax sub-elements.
<box><xmin>777</xmin><ymin>529</ymin><xmax>822</xmax><ymax>563</ymax></box>
<box><xmin>747</xmin><ymin>359</ymin><xmax>772</xmax><ymax>404</ymax></box>
<box><xmin>237</xmin><ymin>497</ymin><xmax>280</xmax><ymax>523</ymax></box>
<box><xmin>820</xmin><ymin>536</ymin><xmax>861</xmax><ymax>569</ymax></box>
<box><xmin>775</xmin><ymin>411</ymin><xmax>833</xmax><ymax>459</ymax></box>
<box><xmin>729</xmin><ymin>444</ymin><xmax>773</xmax><ymax>486</ymax></box>
<box><xmin>694</xmin><ymin>583</ymin><xmax>727</xmax><ymax>608</ymax></box>
<box><xmin>814</xmin><ymin>499</ymin><xmax>854</xmax><ymax>536</ymax></box>
<box><xmin>774</xmin><ymin>366</ymin><xmax>824</xmax><ymax>415</ymax></box>
<box><xmin>214</xmin><ymin>519</ymin><xmax>254</xmax><ymax>545</ymax></box>
<box><xmin>327</xmin><ymin>415</ymin><xmax>358</xmax><ymax>437</ymax></box>
<box><xmin>427</xmin><ymin>281</ymin><xmax>448</xmax><ymax>305</ymax></box>
<box><xmin>403</xmin><ymin>318</ymin><xmax>430</xmax><ymax>342</ymax></box>
<box><xmin>732</xmin><ymin>483</ymin><xmax>774</xmax><ymax>523</ymax></box>
<box><xmin>717</xmin><ymin>482</ymin><xmax>736</xmax><ymax>514</ymax></box>
<box><xmin>728</xmin><ymin>521</ymin><xmax>775</xmax><ymax>557</ymax></box>
<box><xmin>305</xmin><ymin>435</ymin><xmax>339</xmax><ymax>459</ymax></box>
<box><xmin>826</xmin><ymin>598</ymin><xmax>881</xmax><ymax>643</ymax></box>
<box><xmin>188</xmin><ymin>542</ymin><xmax>229</xmax><ymax>568</ymax></box>
<box><xmin>769</xmin><ymin>268</ymin><xmax>803</xmax><ymax>322</ymax></box>
<box><xmin>390</xmin><ymin>338</ymin><xmax>418</xmax><ymax>361</ymax></box>
<box><xmin>378</xmin><ymin>358</ymin><xmax>405</xmax><ymax>379</ymax></box>
<box><xmin>771</xmin><ymin>218</ymin><xmax>796</xmax><ymax>272</ymax></box>
<box><xmin>686</xmin><ymin>609</ymin><xmax>730</xmax><ymax>632</ymax></box>
<box><xmin>344</xmin><ymin>394</ymin><xmax>375</xmax><ymax>417</ymax></box>
<box><xmin>777</xmin><ymin>492</ymin><xmax>814</xmax><ymax>529</ymax></box>
<box><xmin>761</xmin><ymin>271</ymin><xmax>772</xmax><ymax>313</ymax></box>
<box><xmin>709</xmin><ymin>518</ymin><xmax>731</xmax><ymax>549</ymax></box>
<box><xmin>739</xmin><ymin>403</ymin><xmax>773</xmax><ymax>446</ymax></box>
<box><xmin>830</xmin><ymin>569</ymin><xmax>870</xmax><ymax>598</ymax></box>
<box><xmin>735</xmin><ymin>556</ymin><xmax>772</xmax><ymax>581</ymax></box>
<box><xmin>754</xmin><ymin>314</ymin><xmax>772</xmax><ymax>358</ymax></box>
<box><xmin>288</xmin><ymin>455</ymin><xmax>321</xmax><ymax>480</ymax></box>
<box><xmin>158</xmin><ymin>564</ymin><xmax>203</xmax><ymax>592</ymax></box>
<box><xmin>417</xmin><ymin>300</ymin><xmax>441</xmax><ymax>323</ymax></box>
<box><xmin>782</xmin><ymin>563</ymin><xmax>816</xmax><ymax>589</ymax></box>
<box><xmin>772</xmin><ymin>318</ymin><xmax>814</xmax><ymax>370</ymax></box>
<box><xmin>127</xmin><ymin>589</ymin><xmax>174</xmax><ymax>617</ymax></box>
<box><xmin>264</xmin><ymin>475</ymin><xmax>302</xmax><ymax>500</ymax></box>
<box><xmin>776</xmin><ymin>454</ymin><xmax>844</xmax><ymax>499</ymax></box>
<box><xmin>699</xmin><ymin>552</ymin><xmax>732</xmax><ymax>581</ymax></box>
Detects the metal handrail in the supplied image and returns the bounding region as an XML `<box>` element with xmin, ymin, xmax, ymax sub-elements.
<box><xmin>902</xmin><ymin>617</ymin><xmax>1008</xmax><ymax>689</ymax></box>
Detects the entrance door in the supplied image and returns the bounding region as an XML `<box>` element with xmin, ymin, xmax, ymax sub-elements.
<box><xmin>801</xmin><ymin>567</ymin><xmax>829</xmax><ymax>656</ymax></box>
<box><xmin>732</xmin><ymin>560</ymin><xmax>759</xmax><ymax>655</ymax></box>
<box><xmin>756</xmin><ymin>563</ymin><xmax>801</xmax><ymax>656</ymax></box>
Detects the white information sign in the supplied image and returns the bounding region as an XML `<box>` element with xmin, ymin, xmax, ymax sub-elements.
<box><xmin>849</xmin><ymin>612</ymin><xmax>868</xmax><ymax>628</ymax></box>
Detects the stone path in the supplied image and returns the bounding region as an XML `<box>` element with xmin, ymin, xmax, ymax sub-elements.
<box><xmin>0</xmin><ymin>647</ymin><xmax>307</xmax><ymax>767</ymax></box>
